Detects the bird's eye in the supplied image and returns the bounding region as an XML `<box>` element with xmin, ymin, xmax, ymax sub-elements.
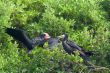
<box><xmin>43</xmin><ymin>34</ymin><xmax>46</xmax><ymax>36</ymax></box>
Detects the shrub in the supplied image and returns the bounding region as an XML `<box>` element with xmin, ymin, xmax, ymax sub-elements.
<box><xmin>0</xmin><ymin>0</ymin><xmax>110</xmax><ymax>73</ymax></box>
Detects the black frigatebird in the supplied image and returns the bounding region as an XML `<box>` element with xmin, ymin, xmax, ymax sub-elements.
<box><xmin>59</xmin><ymin>34</ymin><xmax>95</xmax><ymax>69</ymax></box>
<box><xmin>5</xmin><ymin>28</ymin><xmax>50</xmax><ymax>52</ymax></box>
<box><xmin>47</xmin><ymin>35</ymin><xmax>63</xmax><ymax>50</ymax></box>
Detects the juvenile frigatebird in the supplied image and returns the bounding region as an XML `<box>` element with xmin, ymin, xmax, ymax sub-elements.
<box><xmin>5</xmin><ymin>28</ymin><xmax>50</xmax><ymax>52</ymax></box>
<box><xmin>48</xmin><ymin>35</ymin><xmax>63</xmax><ymax>50</ymax></box>
<box><xmin>59</xmin><ymin>34</ymin><xmax>95</xmax><ymax>69</ymax></box>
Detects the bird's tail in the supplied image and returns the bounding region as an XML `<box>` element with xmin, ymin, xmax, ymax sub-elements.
<box><xmin>5</xmin><ymin>28</ymin><xmax>33</xmax><ymax>51</ymax></box>
<box><xmin>5</xmin><ymin>28</ymin><xmax>22</xmax><ymax>36</ymax></box>
<box><xmin>5</xmin><ymin>28</ymin><xmax>25</xmax><ymax>40</ymax></box>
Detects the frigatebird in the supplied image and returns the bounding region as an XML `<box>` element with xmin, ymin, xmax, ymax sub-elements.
<box><xmin>48</xmin><ymin>36</ymin><xmax>63</xmax><ymax>50</ymax></box>
<box><xmin>59</xmin><ymin>34</ymin><xmax>94</xmax><ymax>69</ymax></box>
<box><xmin>5</xmin><ymin>28</ymin><xmax>50</xmax><ymax>52</ymax></box>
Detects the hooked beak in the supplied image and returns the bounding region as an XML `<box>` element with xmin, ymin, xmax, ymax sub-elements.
<box><xmin>57</xmin><ymin>34</ymin><xmax>65</xmax><ymax>39</ymax></box>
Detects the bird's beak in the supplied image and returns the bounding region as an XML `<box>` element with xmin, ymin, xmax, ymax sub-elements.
<box><xmin>45</xmin><ymin>35</ymin><xmax>51</xmax><ymax>39</ymax></box>
<box><xmin>57</xmin><ymin>35</ymin><xmax>65</xmax><ymax>39</ymax></box>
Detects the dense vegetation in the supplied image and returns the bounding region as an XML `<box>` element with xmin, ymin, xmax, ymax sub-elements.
<box><xmin>0</xmin><ymin>0</ymin><xmax>110</xmax><ymax>73</ymax></box>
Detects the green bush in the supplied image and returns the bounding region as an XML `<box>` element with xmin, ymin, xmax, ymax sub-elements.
<box><xmin>0</xmin><ymin>0</ymin><xmax>110</xmax><ymax>73</ymax></box>
<box><xmin>39</xmin><ymin>11</ymin><xmax>74</xmax><ymax>36</ymax></box>
<box><xmin>100</xmin><ymin>0</ymin><xmax>110</xmax><ymax>21</ymax></box>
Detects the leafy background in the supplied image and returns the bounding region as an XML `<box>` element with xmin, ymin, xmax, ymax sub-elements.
<box><xmin>0</xmin><ymin>0</ymin><xmax>110</xmax><ymax>73</ymax></box>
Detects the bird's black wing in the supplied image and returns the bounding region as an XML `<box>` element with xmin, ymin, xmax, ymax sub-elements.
<box><xmin>62</xmin><ymin>41</ymin><xmax>75</xmax><ymax>54</ymax></box>
<box><xmin>6</xmin><ymin>28</ymin><xmax>33</xmax><ymax>50</ymax></box>
<box><xmin>66</xmin><ymin>40</ymin><xmax>82</xmax><ymax>51</ymax></box>
<box><xmin>66</xmin><ymin>40</ymin><xmax>90</xmax><ymax>60</ymax></box>
<box><xmin>6</xmin><ymin>28</ymin><xmax>25</xmax><ymax>41</ymax></box>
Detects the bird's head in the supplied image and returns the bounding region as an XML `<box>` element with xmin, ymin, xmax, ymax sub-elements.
<box><xmin>43</xmin><ymin>33</ymin><xmax>51</xmax><ymax>40</ymax></box>
<box><xmin>57</xmin><ymin>34</ymin><xmax>68</xmax><ymax>41</ymax></box>
<box><xmin>39</xmin><ymin>33</ymin><xmax>51</xmax><ymax>40</ymax></box>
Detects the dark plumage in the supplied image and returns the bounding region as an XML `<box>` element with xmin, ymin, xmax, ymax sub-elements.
<box><xmin>48</xmin><ymin>37</ymin><xmax>60</xmax><ymax>50</ymax></box>
<box><xmin>79</xmin><ymin>46</ymin><xmax>94</xmax><ymax>57</ymax></box>
<box><xmin>61</xmin><ymin>34</ymin><xmax>94</xmax><ymax>69</ymax></box>
<box><xmin>5</xmin><ymin>28</ymin><xmax>50</xmax><ymax>52</ymax></box>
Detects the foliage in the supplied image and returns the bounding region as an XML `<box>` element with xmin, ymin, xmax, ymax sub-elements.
<box><xmin>0</xmin><ymin>0</ymin><xmax>110</xmax><ymax>73</ymax></box>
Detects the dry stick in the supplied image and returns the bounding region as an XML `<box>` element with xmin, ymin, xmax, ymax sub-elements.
<box><xmin>93</xmin><ymin>65</ymin><xmax>109</xmax><ymax>70</ymax></box>
<box><xmin>70</xmin><ymin>51</ymin><xmax>110</xmax><ymax>72</ymax></box>
<box><xmin>72</xmin><ymin>61</ymin><xmax>110</xmax><ymax>72</ymax></box>
<box><xmin>79</xmin><ymin>66</ymin><xmax>88</xmax><ymax>73</ymax></box>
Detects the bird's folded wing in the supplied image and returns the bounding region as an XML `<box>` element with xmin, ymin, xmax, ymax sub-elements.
<box><xmin>66</xmin><ymin>40</ymin><xmax>82</xmax><ymax>51</ymax></box>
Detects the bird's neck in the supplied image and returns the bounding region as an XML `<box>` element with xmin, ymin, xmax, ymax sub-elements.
<box><xmin>63</xmin><ymin>37</ymin><xmax>68</xmax><ymax>41</ymax></box>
